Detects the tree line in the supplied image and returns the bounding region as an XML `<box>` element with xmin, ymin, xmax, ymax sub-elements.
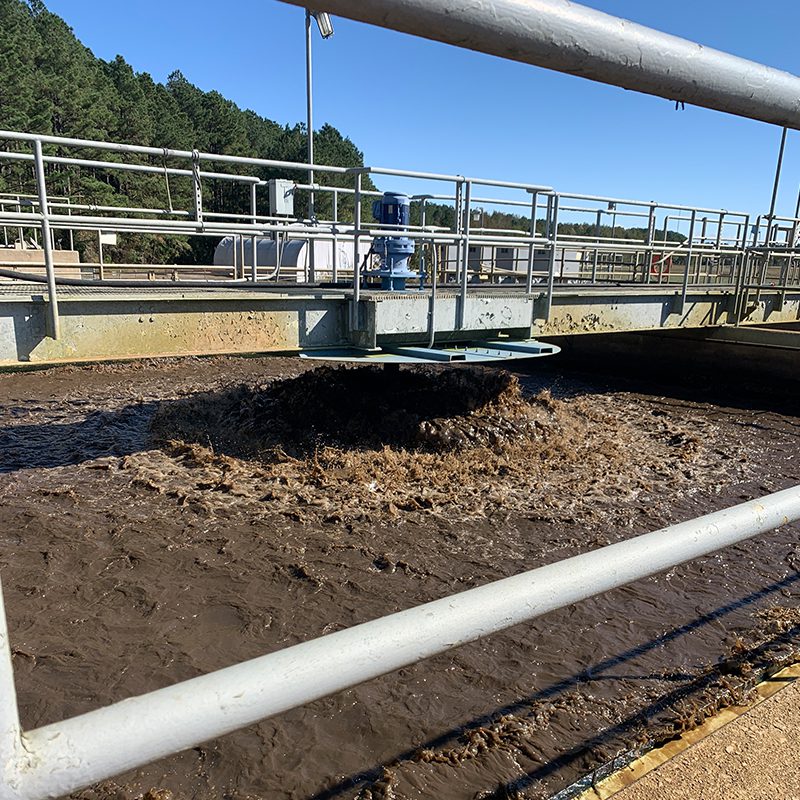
<box><xmin>0</xmin><ymin>0</ymin><xmax>683</xmax><ymax>266</ymax></box>
<box><xmin>413</xmin><ymin>206</ymin><xmax>686</xmax><ymax>243</ymax></box>
<box><xmin>0</xmin><ymin>0</ymin><xmax>371</xmax><ymax>263</ymax></box>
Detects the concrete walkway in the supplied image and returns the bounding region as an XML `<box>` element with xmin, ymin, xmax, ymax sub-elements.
<box><xmin>581</xmin><ymin>665</ymin><xmax>800</xmax><ymax>800</ymax></box>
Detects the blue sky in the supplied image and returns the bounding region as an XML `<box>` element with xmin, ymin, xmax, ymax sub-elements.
<box><xmin>45</xmin><ymin>0</ymin><xmax>800</xmax><ymax>220</ymax></box>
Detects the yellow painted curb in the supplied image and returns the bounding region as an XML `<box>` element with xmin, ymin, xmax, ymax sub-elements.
<box><xmin>575</xmin><ymin>662</ymin><xmax>800</xmax><ymax>800</ymax></box>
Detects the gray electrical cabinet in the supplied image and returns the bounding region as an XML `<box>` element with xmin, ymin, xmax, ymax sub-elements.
<box><xmin>268</xmin><ymin>179</ymin><xmax>295</xmax><ymax>216</ymax></box>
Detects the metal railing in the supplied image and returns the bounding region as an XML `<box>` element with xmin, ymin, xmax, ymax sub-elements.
<box><xmin>0</xmin><ymin>486</ymin><xmax>798</xmax><ymax>799</ymax></box>
<box><xmin>1</xmin><ymin>129</ymin><xmax>800</xmax><ymax>341</ymax></box>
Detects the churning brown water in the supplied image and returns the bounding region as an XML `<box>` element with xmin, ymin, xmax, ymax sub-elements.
<box><xmin>0</xmin><ymin>356</ymin><xmax>798</xmax><ymax>800</ymax></box>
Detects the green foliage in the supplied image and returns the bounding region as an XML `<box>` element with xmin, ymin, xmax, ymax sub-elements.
<box><xmin>0</xmin><ymin>0</ymin><xmax>680</xmax><ymax>263</ymax></box>
<box><xmin>411</xmin><ymin>203</ymin><xmax>686</xmax><ymax>243</ymax></box>
<box><xmin>0</xmin><ymin>0</ymin><xmax>371</xmax><ymax>264</ymax></box>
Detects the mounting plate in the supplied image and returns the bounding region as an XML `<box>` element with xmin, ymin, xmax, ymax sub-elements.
<box><xmin>298</xmin><ymin>339</ymin><xmax>560</xmax><ymax>364</ymax></box>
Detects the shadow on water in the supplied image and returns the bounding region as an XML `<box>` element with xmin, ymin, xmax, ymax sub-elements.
<box><xmin>486</xmin><ymin>626</ymin><xmax>800</xmax><ymax>800</ymax></box>
<box><xmin>149</xmin><ymin>365</ymin><xmax>526</xmax><ymax>459</ymax></box>
<box><xmin>0</xmin><ymin>366</ymin><xmax>525</xmax><ymax>472</ymax></box>
<box><xmin>309</xmin><ymin>571</ymin><xmax>800</xmax><ymax>799</ymax></box>
<box><xmin>3</xmin><ymin>357</ymin><xmax>798</xmax><ymax>473</ymax></box>
<box><xmin>520</xmin><ymin>347</ymin><xmax>800</xmax><ymax>419</ymax></box>
<box><xmin>0</xmin><ymin>402</ymin><xmax>160</xmax><ymax>473</ymax></box>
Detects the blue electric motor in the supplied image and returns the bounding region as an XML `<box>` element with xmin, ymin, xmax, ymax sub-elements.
<box><xmin>371</xmin><ymin>192</ymin><xmax>417</xmax><ymax>290</ymax></box>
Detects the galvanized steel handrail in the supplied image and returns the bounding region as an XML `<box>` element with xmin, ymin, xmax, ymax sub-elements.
<box><xmin>2</xmin><ymin>129</ymin><xmax>800</xmax><ymax>340</ymax></box>
<box><xmin>0</xmin><ymin>129</ymin><xmax>351</xmax><ymax>176</ymax></box>
<box><xmin>0</xmin><ymin>487</ymin><xmax>798</xmax><ymax>799</ymax></box>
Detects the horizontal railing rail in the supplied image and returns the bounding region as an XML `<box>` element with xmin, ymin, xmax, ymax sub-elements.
<box><xmin>1</xmin><ymin>129</ymin><xmax>800</xmax><ymax>340</ymax></box>
<box><xmin>0</xmin><ymin>487</ymin><xmax>798</xmax><ymax>800</ymax></box>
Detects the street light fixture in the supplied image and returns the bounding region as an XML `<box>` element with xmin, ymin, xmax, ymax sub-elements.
<box><xmin>305</xmin><ymin>9</ymin><xmax>333</xmax><ymax>281</ymax></box>
<box><xmin>312</xmin><ymin>11</ymin><xmax>334</xmax><ymax>39</ymax></box>
<box><xmin>306</xmin><ymin>9</ymin><xmax>334</xmax><ymax>217</ymax></box>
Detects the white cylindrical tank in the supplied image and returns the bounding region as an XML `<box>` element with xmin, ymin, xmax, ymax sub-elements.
<box><xmin>213</xmin><ymin>234</ymin><xmax>360</xmax><ymax>283</ymax></box>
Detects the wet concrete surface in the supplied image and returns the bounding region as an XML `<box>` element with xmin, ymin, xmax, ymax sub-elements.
<box><xmin>0</xmin><ymin>355</ymin><xmax>798</xmax><ymax>800</ymax></box>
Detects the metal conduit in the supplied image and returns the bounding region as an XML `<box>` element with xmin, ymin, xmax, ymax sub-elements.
<box><xmin>0</xmin><ymin>267</ymin><xmax>253</xmax><ymax>289</ymax></box>
<box><xmin>1</xmin><ymin>486</ymin><xmax>798</xmax><ymax>799</ymax></box>
<box><xmin>280</xmin><ymin>0</ymin><xmax>800</xmax><ymax>129</ymax></box>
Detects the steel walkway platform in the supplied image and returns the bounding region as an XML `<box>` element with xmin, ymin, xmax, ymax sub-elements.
<box><xmin>1</xmin><ymin>282</ymin><xmax>798</xmax><ymax>366</ymax></box>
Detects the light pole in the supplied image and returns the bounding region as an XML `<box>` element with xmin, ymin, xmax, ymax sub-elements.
<box><xmin>305</xmin><ymin>10</ymin><xmax>333</xmax><ymax>284</ymax></box>
<box><xmin>766</xmin><ymin>126</ymin><xmax>788</xmax><ymax>245</ymax></box>
<box><xmin>305</xmin><ymin>10</ymin><xmax>333</xmax><ymax>223</ymax></box>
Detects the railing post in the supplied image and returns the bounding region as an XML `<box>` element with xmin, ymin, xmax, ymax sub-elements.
<box><xmin>418</xmin><ymin>198</ymin><xmax>427</xmax><ymax>288</ymax></box>
<box><xmin>426</xmin><ymin>238</ymin><xmax>438</xmax><ymax>347</ymax></box>
<box><xmin>679</xmin><ymin>208</ymin><xmax>697</xmax><ymax>311</ymax></box>
<box><xmin>33</xmin><ymin>139</ymin><xmax>60</xmax><ymax>340</ymax></box>
<box><xmin>526</xmin><ymin>190</ymin><xmax>538</xmax><ymax>293</ymax></box>
<box><xmin>66</xmin><ymin>198</ymin><xmax>74</xmax><ymax>252</ymax></box>
<box><xmin>20</xmin><ymin>196</ymin><xmax>28</xmax><ymax>249</ymax></box>
<box><xmin>452</xmin><ymin>179</ymin><xmax>463</xmax><ymax>286</ymax></box>
<box><xmin>740</xmin><ymin>215</ymin><xmax>752</xmax><ymax>286</ymax></box>
<box><xmin>732</xmin><ymin>214</ymin><xmax>750</xmax><ymax>322</ymax></box>
<box><xmin>592</xmin><ymin>208</ymin><xmax>601</xmax><ymax>283</ymax></box>
<box><xmin>190</xmin><ymin>149</ymin><xmax>203</xmax><ymax>225</ymax></box>
<box><xmin>350</xmin><ymin>172</ymin><xmax>362</xmax><ymax>331</ymax></box>
<box><xmin>644</xmin><ymin>204</ymin><xmax>656</xmax><ymax>284</ymax></box>
<box><xmin>97</xmin><ymin>229</ymin><xmax>105</xmax><ymax>280</ymax></box>
<box><xmin>250</xmin><ymin>183</ymin><xmax>259</xmax><ymax>283</ymax></box>
<box><xmin>659</xmin><ymin>214</ymin><xmax>671</xmax><ymax>284</ymax></box>
<box><xmin>715</xmin><ymin>212</ymin><xmax>724</xmax><ymax>250</ymax></box>
<box><xmin>754</xmin><ymin>215</ymin><xmax>771</xmax><ymax>305</ymax></box>
<box><xmin>544</xmin><ymin>194</ymin><xmax>559</xmax><ymax>321</ymax></box>
<box><xmin>0</xmin><ymin>579</ymin><xmax>23</xmax><ymax>799</ymax></box>
<box><xmin>715</xmin><ymin>212</ymin><xmax>727</xmax><ymax>284</ymax></box>
<box><xmin>331</xmin><ymin>189</ymin><xmax>339</xmax><ymax>284</ymax></box>
<box><xmin>458</xmin><ymin>180</ymin><xmax>472</xmax><ymax>328</ymax></box>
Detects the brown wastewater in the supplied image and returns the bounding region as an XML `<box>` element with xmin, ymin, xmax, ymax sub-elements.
<box><xmin>0</xmin><ymin>355</ymin><xmax>798</xmax><ymax>800</ymax></box>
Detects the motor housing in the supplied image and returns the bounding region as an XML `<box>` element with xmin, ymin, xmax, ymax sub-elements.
<box><xmin>371</xmin><ymin>192</ymin><xmax>417</xmax><ymax>290</ymax></box>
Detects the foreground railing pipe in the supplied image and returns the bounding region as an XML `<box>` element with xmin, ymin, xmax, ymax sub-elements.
<box><xmin>2</xmin><ymin>487</ymin><xmax>800</xmax><ymax>799</ymax></box>
<box><xmin>0</xmin><ymin>584</ymin><xmax>22</xmax><ymax>797</ymax></box>
<box><xmin>280</xmin><ymin>0</ymin><xmax>800</xmax><ymax>130</ymax></box>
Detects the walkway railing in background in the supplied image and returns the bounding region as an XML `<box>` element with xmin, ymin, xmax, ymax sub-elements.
<box><xmin>2</xmin><ymin>130</ymin><xmax>800</xmax><ymax>342</ymax></box>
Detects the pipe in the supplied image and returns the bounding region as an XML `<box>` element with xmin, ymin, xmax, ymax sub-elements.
<box><xmin>32</xmin><ymin>140</ymin><xmax>59</xmax><ymax>339</ymax></box>
<box><xmin>768</xmin><ymin>128</ymin><xmax>789</xmax><ymax>224</ymax></box>
<box><xmin>0</xmin><ymin>267</ymin><xmax>251</xmax><ymax>289</ymax></box>
<box><xmin>0</xmin><ymin>149</ymin><xmax>260</xmax><ymax>184</ymax></box>
<box><xmin>3</xmin><ymin>486</ymin><xmax>799</xmax><ymax>799</ymax></box>
<box><xmin>426</xmin><ymin>240</ymin><xmax>439</xmax><ymax>347</ymax></box>
<box><xmin>280</xmin><ymin>0</ymin><xmax>800</xmax><ymax>129</ymax></box>
<box><xmin>0</xmin><ymin>583</ymin><xmax>22</xmax><ymax>796</ymax></box>
<box><xmin>0</xmin><ymin>130</ymin><xmax>350</xmax><ymax>175</ymax></box>
<box><xmin>306</xmin><ymin>9</ymin><xmax>315</xmax><ymax>222</ymax></box>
